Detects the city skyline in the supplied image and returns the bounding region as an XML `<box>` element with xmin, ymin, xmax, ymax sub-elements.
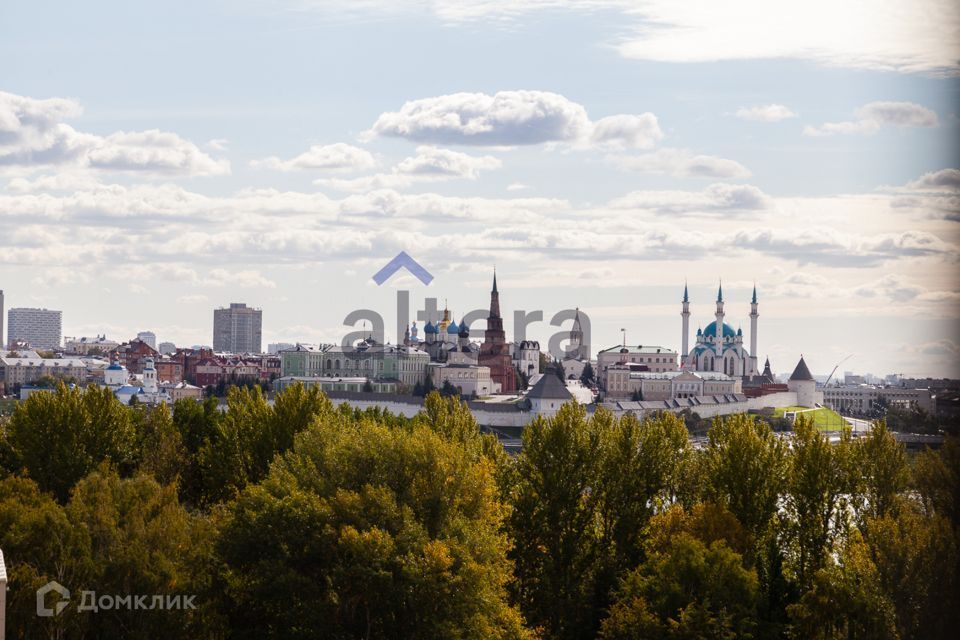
<box><xmin>1</xmin><ymin>1</ymin><xmax>958</xmax><ymax>377</ymax></box>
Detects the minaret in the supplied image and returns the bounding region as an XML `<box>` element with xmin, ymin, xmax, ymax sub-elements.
<box><xmin>749</xmin><ymin>284</ymin><xmax>759</xmax><ymax>376</ymax></box>
<box><xmin>714</xmin><ymin>281</ymin><xmax>724</xmax><ymax>371</ymax></box>
<box><xmin>680</xmin><ymin>282</ymin><xmax>690</xmax><ymax>366</ymax></box>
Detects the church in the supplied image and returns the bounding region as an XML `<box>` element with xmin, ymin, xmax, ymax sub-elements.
<box><xmin>681</xmin><ymin>282</ymin><xmax>760</xmax><ymax>378</ymax></box>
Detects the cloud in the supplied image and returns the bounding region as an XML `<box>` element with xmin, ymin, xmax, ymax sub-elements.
<box><xmin>367</xmin><ymin>90</ymin><xmax>662</xmax><ymax>149</ymax></box>
<box><xmin>176</xmin><ymin>294</ymin><xmax>209</xmax><ymax>304</ymax></box>
<box><xmin>613</xmin><ymin>148</ymin><xmax>751</xmax><ymax>178</ymax></box>
<box><xmin>907</xmin><ymin>168</ymin><xmax>960</xmax><ymax>191</ymax></box>
<box><xmin>609</xmin><ymin>183</ymin><xmax>770</xmax><ymax>213</ymax></box>
<box><xmin>317</xmin><ymin>146</ymin><xmax>501</xmax><ymax>192</ymax></box>
<box><xmin>368</xmin><ymin>90</ymin><xmax>591</xmax><ymax>146</ymax></box>
<box><xmin>506</xmin><ymin>182</ymin><xmax>530</xmax><ymax>192</ymax></box>
<box><xmin>0</xmin><ymin>91</ymin><xmax>229</xmax><ymax>176</ymax></box>
<box><xmin>589</xmin><ymin>113</ymin><xmax>663</xmax><ymax>149</ymax></box>
<box><xmin>283</xmin><ymin>1</ymin><xmax>960</xmax><ymax>75</ymax></box>
<box><xmin>253</xmin><ymin>142</ymin><xmax>376</xmax><ymax>172</ymax></box>
<box><xmin>804</xmin><ymin>101</ymin><xmax>939</xmax><ymax>137</ymax></box>
<box><xmin>735</xmin><ymin>104</ymin><xmax>797</xmax><ymax>122</ymax></box>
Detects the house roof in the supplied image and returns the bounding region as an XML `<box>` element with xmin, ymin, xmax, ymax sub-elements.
<box><xmin>527</xmin><ymin>373</ymin><xmax>573</xmax><ymax>401</ymax></box>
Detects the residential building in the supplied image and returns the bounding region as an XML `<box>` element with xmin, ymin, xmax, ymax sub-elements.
<box><xmin>111</xmin><ymin>339</ymin><xmax>159</xmax><ymax>374</ymax></box>
<box><xmin>213</xmin><ymin>303</ymin><xmax>262</xmax><ymax>354</ymax></box>
<box><xmin>0</xmin><ymin>356</ymin><xmax>87</xmax><ymax>390</ymax></box>
<box><xmin>158</xmin><ymin>341</ymin><xmax>177</xmax><ymax>355</ymax></box>
<box><xmin>597</xmin><ymin>344</ymin><xmax>678</xmax><ymax>390</ymax></box>
<box><xmin>136</xmin><ymin>331</ymin><xmax>157</xmax><ymax>350</ymax></box>
<box><xmin>7</xmin><ymin>307</ymin><xmax>62</xmax><ymax>350</ymax></box>
<box><xmin>65</xmin><ymin>335</ymin><xmax>119</xmax><ymax>355</ymax></box>
<box><xmin>0</xmin><ymin>289</ymin><xmax>4</xmax><ymax>349</ymax></box>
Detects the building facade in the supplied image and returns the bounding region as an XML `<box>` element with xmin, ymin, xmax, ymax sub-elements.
<box><xmin>213</xmin><ymin>303</ymin><xmax>262</xmax><ymax>354</ymax></box>
<box><xmin>0</xmin><ymin>356</ymin><xmax>87</xmax><ymax>389</ymax></box>
<box><xmin>597</xmin><ymin>344</ymin><xmax>678</xmax><ymax>390</ymax></box>
<box><xmin>604</xmin><ymin>367</ymin><xmax>741</xmax><ymax>400</ymax></box>
<box><xmin>822</xmin><ymin>385</ymin><xmax>935</xmax><ymax>415</ymax></box>
<box><xmin>7</xmin><ymin>307</ymin><xmax>62</xmax><ymax>350</ymax></box>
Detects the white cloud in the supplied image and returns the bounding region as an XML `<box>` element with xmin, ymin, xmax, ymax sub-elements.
<box><xmin>0</xmin><ymin>91</ymin><xmax>229</xmax><ymax>176</ymax></box>
<box><xmin>506</xmin><ymin>182</ymin><xmax>531</xmax><ymax>192</ymax></box>
<box><xmin>176</xmin><ymin>294</ymin><xmax>209</xmax><ymax>304</ymax></box>
<box><xmin>367</xmin><ymin>90</ymin><xmax>663</xmax><ymax>149</ymax></box>
<box><xmin>368</xmin><ymin>90</ymin><xmax>592</xmax><ymax>146</ymax></box>
<box><xmin>253</xmin><ymin>142</ymin><xmax>376</xmax><ymax>172</ymax></box>
<box><xmin>284</xmin><ymin>1</ymin><xmax>960</xmax><ymax>75</ymax></box>
<box><xmin>317</xmin><ymin>146</ymin><xmax>501</xmax><ymax>192</ymax></box>
<box><xmin>804</xmin><ymin>101</ymin><xmax>939</xmax><ymax>136</ymax></box>
<box><xmin>609</xmin><ymin>183</ymin><xmax>770</xmax><ymax>213</ymax></box>
<box><xmin>589</xmin><ymin>113</ymin><xmax>663</xmax><ymax>149</ymax></box>
<box><xmin>613</xmin><ymin>148</ymin><xmax>751</xmax><ymax>179</ymax></box>
<box><xmin>735</xmin><ymin>104</ymin><xmax>797</xmax><ymax>122</ymax></box>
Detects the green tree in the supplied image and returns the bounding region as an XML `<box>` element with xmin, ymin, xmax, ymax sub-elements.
<box><xmin>137</xmin><ymin>402</ymin><xmax>187</xmax><ymax>487</ymax></box>
<box><xmin>600</xmin><ymin>529</ymin><xmax>759</xmax><ymax>640</ymax></box>
<box><xmin>853</xmin><ymin>419</ymin><xmax>909</xmax><ymax>527</ymax></box>
<box><xmin>508</xmin><ymin>402</ymin><xmax>605</xmax><ymax>639</ymax></box>
<box><xmin>784</xmin><ymin>416</ymin><xmax>856</xmax><ymax>588</ymax></box>
<box><xmin>579</xmin><ymin>362</ymin><xmax>595</xmax><ymax>386</ymax></box>
<box><xmin>866</xmin><ymin>504</ymin><xmax>959</xmax><ymax>639</ymax></box>
<box><xmin>701</xmin><ymin>414</ymin><xmax>787</xmax><ymax>546</ymax></box>
<box><xmin>7</xmin><ymin>383</ymin><xmax>136</xmax><ymax>501</ymax></box>
<box><xmin>913</xmin><ymin>436</ymin><xmax>960</xmax><ymax>528</ymax></box>
<box><xmin>788</xmin><ymin>531</ymin><xmax>898</xmax><ymax>640</ymax></box>
<box><xmin>218</xmin><ymin>414</ymin><xmax>529</xmax><ymax>639</ymax></box>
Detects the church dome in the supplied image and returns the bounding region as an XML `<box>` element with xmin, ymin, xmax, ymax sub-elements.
<box><xmin>702</xmin><ymin>321</ymin><xmax>737</xmax><ymax>339</ymax></box>
<box><xmin>447</xmin><ymin>320</ymin><xmax>459</xmax><ymax>334</ymax></box>
<box><xmin>423</xmin><ymin>321</ymin><xmax>438</xmax><ymax>334</ymax></box>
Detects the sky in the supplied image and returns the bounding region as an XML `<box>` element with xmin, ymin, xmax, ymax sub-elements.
<box><xmin>1</xmin><ymin>0</ymin><xmax>958</xmax><ymax>378</ymax></box>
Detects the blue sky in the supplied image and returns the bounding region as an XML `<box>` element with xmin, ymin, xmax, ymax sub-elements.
<box><xmin>1</xmin><ymin>0</ymin><xmax>958</xmax><ymax>377</ymax></box>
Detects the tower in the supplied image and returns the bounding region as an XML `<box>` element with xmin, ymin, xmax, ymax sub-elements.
<box><xmin>479</xmin><ymin>270</ymin><xmax>516</xmax><ymax>394</ymax></box>
<box><xmin>749</xmin><ymin>284</ymin><xmax>759</xmax><ymax>376</ymax></box>
<box><xmin>142</xmin><ymin>357</ymin><xmax>158</xmax><ymax>394</ymax></box>
<box><xmin>569</xmin><ymin>308</ymin><xmax>586</xmax><ymax>360</ymax></box>
<box><xmin>680</xmin><ymin>283</ymin><xmax>690</xmax><ymax>366</ymax></box>
<box><xmin>714</xmin><ymin>281</ymin><xmax>725</xmax><ymax>370</ymax></box>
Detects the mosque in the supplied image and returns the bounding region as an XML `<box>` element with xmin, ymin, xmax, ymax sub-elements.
<box><xmin>681</xmin><ymin>282</ymin><xmax>760</xmax><ymax>378</ymax></box>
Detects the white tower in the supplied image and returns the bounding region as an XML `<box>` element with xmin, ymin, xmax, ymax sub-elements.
<box><xmin>714</xmin><ymin>282</ymin><xmax>724</xmax><ymax>371</ymax></box>
<box><xmin>749</xmin><ymin>284</ymin><xmax>759</xmax><ymax>376</ymax></box>
<box><xmin>142</xmin><ymin>357</ymin><xmax>158</xmax><ymax>394</ymax></box>
<box><xmin>680</xmin><ymin>283</ymin><xmax>690</xmax><ymax>367</ymax></box>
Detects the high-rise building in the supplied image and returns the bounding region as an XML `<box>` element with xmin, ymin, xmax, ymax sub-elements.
<box><xmin>136</xmin><ymin>331</ymin><xmax>157</xmax><ymax>350</ymax></box>
<box><xmin>7</xmin><ymin>307</ymin><xmax>62</xmax><ymax>350</ymax></box>
<box><xmin>213</xmin><ymin>303</ymin><xmax>262</xmax><ymax>354</ymax></box>
<box><xmin>0</xmin><ymin>289</ymin><xmax>4</xmax><ymax>349</ymax></box>
<box><xmin>158</xmin><ymin>341</ymin><xmax>177</xmax><ymax>355</ymax></box>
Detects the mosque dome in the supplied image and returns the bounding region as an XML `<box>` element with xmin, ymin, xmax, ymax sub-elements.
<box><xmin>703</xmin><ymin>320</ymin><xmax>737</xmax><ymax>339</ymax></box>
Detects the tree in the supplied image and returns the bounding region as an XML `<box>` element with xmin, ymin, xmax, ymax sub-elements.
<box><xmin>362</xmin><ymin>379</ymin><xmax>374</xmax><ymax>393</ymax></box>
<box><xmin>600</xmin><ymin>527</ymin><xmax>759</xmax><ymax>640</ymax></box>
<box><xmin>784</xmin><ymin>416</ymin><xmax>856</xmax><ymax>588</ymax></box>
<box><xmin>217</xmin><ymin>414</ymin><xmax>530</xmax><ymax>639</ymax></box>
<box><xmin>137</xmin><ymin>402</ymin><xmax>187</xmax><ymax>487</ymax></box>
<box><xmin>853</xmin><ymin>419</ymin><xmax>909</xmax><ymax>527</ymax></box>
<box><xmin>7</xmin><ymin>383</ymin><xmax>137</xmax><ymax>501</ymax></box>
<box><xmin>788</xmin><ymin>531</ymin><xmax>898</xmax><ymax>640</ymax></box>
<box><xmin>579</xmin><ymin>362</ymin><xmax>595</xmax><ymax>386</ymax></box>
<box><xmin>700</xmin><ymin>414</ymin><xmax>787</xmax><ymax>546</ymax></box>
<box><xmin>508</xmin><ymin>402</ymin><xmax>605</xmax><ymax>639</ymax></box>
<box><xmin>439</xmin><ymin>379</ymin><xmax>459</xmax><ymax>397</ymax></box>
<box><xmin>913</xmin><ymin>436</ymin><xmax>960</xmax><ymax>528</ymax></box>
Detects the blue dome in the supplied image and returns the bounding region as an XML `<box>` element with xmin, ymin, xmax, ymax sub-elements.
<box><xmin>107</xmin><ymin>363</ymin><xmax>123</xmax><ymax>370</ymax></box>
<box><xmin>447</xmin><ymin>320</ymin><xmax>459</xmax><ymax>334</ymax></box>
<box><xmin>423</xmin><ymin>321</ymin><xmax>438</xmax><ymax>334</ymax></box>
<box><xmin>703</xmin><ymin>320</ymin><xmax>737</xmax><ymax>339</ymax></box>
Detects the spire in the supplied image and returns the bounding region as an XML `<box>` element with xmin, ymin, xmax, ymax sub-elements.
<box><xmin>751</xmin><ymin>283</ymin><xmax>757</xmax><ymax>305</ymax></box>
<box><xmin>717</xmin><ymin>280</ymin><xmax>723</xmax><ymax>303</ymax></box>
<box><xmin>492</xmin><ymin>269</ymin><xmax>498</xmax><ymax>293</ymax></box>
<box><xmin>683</xmin><ymin>280</ymin><xmax>689</xmax><ymax>303</ymax></box>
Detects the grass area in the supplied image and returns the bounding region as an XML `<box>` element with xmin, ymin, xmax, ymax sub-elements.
<box><xmin>773</xmin><ymin>405</ymin><xmax>848</xmax><ymax>431</ymax></box>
